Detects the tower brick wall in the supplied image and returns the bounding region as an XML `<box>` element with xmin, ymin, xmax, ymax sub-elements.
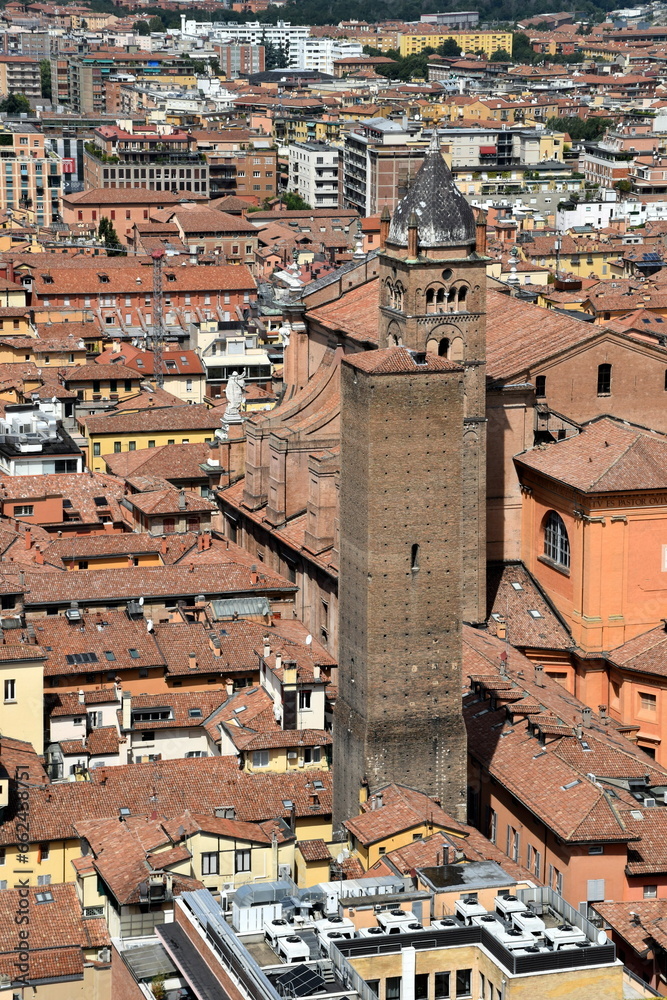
<box><xmin>333</xmin><ymin>348</ymin><xmax>468</xmax><ymax>830</ymax></box>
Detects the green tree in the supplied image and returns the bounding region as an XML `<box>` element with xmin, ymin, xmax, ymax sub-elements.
<box><xmin>438</xmin><ymin>37</ymin><xmax>462</xmax><ymax>57</ymax></box>
<box><xmin>546</xmin><ymin>115</ymin><xmax>612</xmax><ymax>141</ymax></box>
<box><xmin>39</xmin><ymin>59</ymin><xmax>51</xmax><ymax>99</ymax></box>
<box><xmin>614</xmin><ymin>179</ymin><xmax>632</xmax><ymax>196</ymax></box>
<box><xmin>264</xmin><ymin>38</ymin><xmax>289</xmax><ymax>70</ymax></box>
<box><xmin>0</xmin><ymin>93</ymin><xmax>32</xmax><ymax>115</ymax></box>
<box><xmin>98</xmin><ymin>216</ymin><xmax>125</xmax><ymax>256</ymax></box>
<box><xmin>283</xmin><ymin>191</ymin><xmax>311</xmax><ymax>210</ymax></box>
<box><xmin>133</xmin><ymin>19</ymin><xmax>150</xmax><ymax>35</ymax></box>
<box><xmin>512</xmin><ymin>32</ymin><xmax>538</xmax><ymax>63</ymax></box>
<box><xmin>490</xmin><ymin>47</ymin><xmax>512</xmax><ymax>61</ymax></box>
<box><xmin>148</xmin><ymin>15</ymin><xmax>165</xmax><ymax>33</ymax></box>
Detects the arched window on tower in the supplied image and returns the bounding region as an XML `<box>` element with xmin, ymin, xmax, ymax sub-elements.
<box><xmin>436</xmin><ymin>288</ymin><xmax>446</xmax><ymax>313</ymax></box>
<box><xmin>544</xmin><ymin>511</ymin><xmax>570</xmax><ymax>570</ymax></box>
<box><xmin>447</xmin><ymin>287</ymin><xmax>457</xmax><ymax>313</ymax></box>
<box><xmin>457</xmin><ymin>285</ymin><xmax>468</xmax><ymax>310</ymax></box>
<box><xmin>425</xmin><ymin>287</ymin><xmax>435</xmax><ymax>313</ymax></box>
<box><xmin>394</xmin><ymin>283</ymin><xmax>404</xmax><ymax>311</ymax></box>
<box><xmin>438</xmin><ymin>338</ymin><xmax>450</xmax><ymax>357</ymax></box>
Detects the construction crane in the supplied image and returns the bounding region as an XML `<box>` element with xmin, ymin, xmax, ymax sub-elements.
<box><xmin>150</xmin><ymin>248</ymin><xmax>165</xmax><ymax>389</ymax></box>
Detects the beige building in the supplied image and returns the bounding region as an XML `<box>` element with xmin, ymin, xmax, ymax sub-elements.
<box><xmin>0</xmin><ymin>645</ymin><xmax>47</xmax><ymax>755</ymax></box>
<box><xmin>0</xmin><ymin>123</ymin><xmax>62</xmax><ymax>227</ymax></box>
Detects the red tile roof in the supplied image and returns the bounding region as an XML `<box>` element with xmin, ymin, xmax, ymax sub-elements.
<box><xmin>344</xmin><ymin>345</ymin><xmax>462</xmax><ymax>375</ymax></box>
<box><xmin>298</xmin><ymin>838</ymin><xmax>331</xmax><ymax>862</ymax></box>
<box><xmin>0</xmin><ymin>757</ymin><xmax>332</xmax><ymax>846</ymax></box>
<box><xmin>515</xmin><ymin>417</ymin><xmax>667</xmax><ymax>493</ymax></box>
<box><xmin>345</xmin><ymin>783</ymin><xmax>467</xmax><ymax>845</ymax></box>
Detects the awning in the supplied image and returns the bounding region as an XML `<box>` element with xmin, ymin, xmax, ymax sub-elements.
<box><xmin>480</xmin><ymin>146</ymin><xmax>497</xmax><ymax>154</ymax></box>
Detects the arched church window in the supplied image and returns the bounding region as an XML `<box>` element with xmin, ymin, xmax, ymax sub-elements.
<box><xmin>438</xmin><ymin>338</ymin><xmax>450</xmax><ymax>357</ymax></box>
<box><xmin>544</xmin><ymin>511</ymin><xmax>570</xmax><ymax>570</ymax></box>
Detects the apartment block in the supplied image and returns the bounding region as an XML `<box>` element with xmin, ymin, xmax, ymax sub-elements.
<box><xmin>289</xmin><ymin>141</ymin><xmax>341</xmax><ymax>208</ymax></box>
<box><xmin>293</xmin><ymin>37</ymin><xmax>364</xmax><ymax>74</ymax></box>
<box><xmin>0</xmin><ymin>123</ymin><xmax>62</xmax><ymax>227</ymax></box>
<box><xmin>343</xmin><ymin>120</ymin><xmax>428</xmax><ymax>215</ymax></box>
<box><xmin>213</xmin><ymin>41</ymin><xmax>265</xmax><ymax>78</ymax></box>
<box><xmin>83</xmin><ymin>124</ymin><xmax>208</xmax><ymax>196</ymax></box>
<box><xmin>0</xmin><ymin>54</ymin><xmax>41</xmax><ymax>99</ymax></box>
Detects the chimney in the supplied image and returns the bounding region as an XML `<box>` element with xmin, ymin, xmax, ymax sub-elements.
<box><xmin>188</xmin><ymin>652</ymin><xmax>197</xmax><ymax>670</ymax></box>
<box><xmin>226</xmin><ymin>678</ymin><xmax>234</xmax><ymax>697</ymax></box>
<box><xmin>78</xmin><ymin>689</ymin><xmax>85</xmax><ymax>704</ymax></box>
<box><xmin>178</xmin><ymin>489</ymin><xmax>187</xmax><ymax>511</ymax></box>
<box><xmin>575</xmin><ymin>724</ymin><xmax>583</xmax><ymax>740</ymax></box>
<box><xmin>476</xmin><ymin>208</ymin><xmax>488</xmax><ymax>254</ymax></box>
<box><xmin>275</xmin><ymin>653</ymin><xmax>282</xmax><ymax>671</ymax></box>
<box><xmin>24</xmin><ymin>528</ymin><xmax>32</xmax><ymax>550</ymax></box>
<box><xmin>313</xmin><ymin>664</ymin><xmax>321</xmax><ymax>681</ymax></box>
<box><xmin>407</xmin><ymin>210</ymin><xmax>419</xmax><ymax>260</ymax></box>
<box><xmin>161</xmin><ymin>536</ymin><xmax>168</xmax><ymax>556</ymax></box>
<box><xmin>380</xmin><ymin>205</ymin><xmax>390</xmax><ymax>248</ymax></box>
<box><xmin>263</xmin><ymin>636</ymin><xmax>271</xmax><ymax>658</ymax></box>
<box><xmin>34</xmin><ymin>547</ymin><xmax>44</xmax><ymax>565</ymax></box>
<box><xmin>582</xmin><ymin>706</ymin><xmax>592</xmax><ymax>726</ymax></box>
<box><xmin>122</xmin><ymin>690</ymin><xmax>131</xmax><ymax>731</ymax></box>
<box><xmin>495</xmin><ymin>617</ymin><xmax>506</xmax><ymax>640</ymax></box>
<box><xmin>534</xmin><ymin>663</ymin><xmax>545</xmax><ymax>687</ymax></box>
<box><xmin>283</xmin><ymin>661</ymin><xmax>297</xmax><ymax>684</ymax></box>
<box><xmin>127</xmin><ymin>554</ymin><xmax>134</xmax><ymax>567</ymax></box>
<box><xmin>599</xmin><ymin>704</ymin><xmax>609</xmax><ymax>724</ymax></box>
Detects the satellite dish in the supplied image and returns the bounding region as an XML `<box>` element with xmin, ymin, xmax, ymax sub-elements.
<box><xmin>305</xmin><ymin>635</ymin><xmax>312</xmax><ymax>645</ymax></box>
<box><xmin>138</xmin><ymin>597</ymin><xmax>144</xmax><ymax>606</ymax></box>
<box><xmin>336</xmin><ymin>853</ymin><xmax>344</xmax><ymax>864</ymax></box>
<box><xmin>597</xmin><ymin>930</ymin><xmax>608</xmax><ymax>945</ymax></box>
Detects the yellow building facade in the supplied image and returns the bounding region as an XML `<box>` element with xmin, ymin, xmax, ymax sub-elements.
<box><xmin>399</xmin><ymin>30</ymin><xmax>512</xmax><ymax>57</ymax></box>
<box><xmin>0</xmin><ymin>648</ymin><xmax>47</xmax><ymax>755</ymax></box>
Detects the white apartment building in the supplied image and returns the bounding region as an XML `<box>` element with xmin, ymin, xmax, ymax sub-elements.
<box><xmin>182</xmin><ymin>18</ymin><xmax>309</xmax><ymax>66</ymax></box>
<box><xmin>288</xmin><ymin>141</ymin><xmax>341</xmax><ymax>208</ymax></box>
<box><xmin>292</xmin><ymin>37</ymin><xmax>363</xmax><ymax>75</ymax></box>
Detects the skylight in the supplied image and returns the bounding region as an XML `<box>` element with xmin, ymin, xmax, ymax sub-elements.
<box><xmin>511</xmin><ymin>582</ymin><xmax>523</xmax><ymax>591</ymax></box>
<box><xmin>561</xmin><ymin>779</ymin><xmax>581</xmax><ymax>790</ymax></box>
<box><xmin>528</xmin><ymin>610</ymin><xmax>543</xmax><ymax>619</ymax></box>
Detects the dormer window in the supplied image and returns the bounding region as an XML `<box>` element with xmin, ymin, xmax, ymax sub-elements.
<box><xmin>98</xmin><ymin>274</ymin><xmax>109</xmax><ymax>283</ymax></box>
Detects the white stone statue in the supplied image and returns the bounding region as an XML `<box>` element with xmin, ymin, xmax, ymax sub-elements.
<box><xmin>224</xmin><ymin>370</ymin><xmax>246</xmax><ymax>422</ymax></box>
<box><xmin>279</xmin><ymin>320</ymin><xmax>291</xmax><ymax>349</ymax></box>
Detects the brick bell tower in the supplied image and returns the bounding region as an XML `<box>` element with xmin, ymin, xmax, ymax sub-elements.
<box><xmin>377</xmin><ymin>133</ymin><xmax>487</xmax><ymax>625</ymax></box>
<box><xmin>333</xmin><ymin>346</ymin><xmax>468</xmax><ymax>829</ymax></box>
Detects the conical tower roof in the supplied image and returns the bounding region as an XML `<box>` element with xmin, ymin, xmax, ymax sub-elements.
<box><xmin>387</xmin><ymin>133</ymin><xmax>476</xmax><ymax>249</ymax></box>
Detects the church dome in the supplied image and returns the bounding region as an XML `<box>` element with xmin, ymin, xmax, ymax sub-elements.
<box><xmin>387</xmin><ymin>133</ymin><xmax>476</xmax><ymax>249</ymax></box>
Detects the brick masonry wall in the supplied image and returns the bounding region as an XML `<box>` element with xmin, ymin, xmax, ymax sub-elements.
<box><xmin>333</xmin><ymin>359</ymin><xmax>468</xmax><ymax>829</ymax></box>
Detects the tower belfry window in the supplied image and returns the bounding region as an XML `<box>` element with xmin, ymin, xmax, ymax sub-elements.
<box><xmin>411</xmin><ymin>543</ymin><xmax>420</xmax><ymax>573</ymax></box>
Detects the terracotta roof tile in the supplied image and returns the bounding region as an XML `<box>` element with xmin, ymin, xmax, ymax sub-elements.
<box><xmin>23</xmin><ymin>561</ymin><xmax>295</xmax><ymax>610</ymax></box>
<box><xmin>0</xmin><ymin>758</ymin><xmax>332</xmax><ymax>846</ymax></box>
<box><xmin>515</xmin><ymin>417</ymin><xmax>667</xmax><ymax>493</ymax></box>
<box><xmin>344</xmin><ymin>346</ymin><xmax>463</xmax><ymax>375</ymax></box>
<box><xmin>298</xmin><ymin>838</ymin><xmax>331</xmax><ymax>862</ymax></box>
<box><xmin>345</xmin><ymin>783</ymin><xmax>466</xmax><ymax>845</ymax></box>
<box><xmin>83</xmin><ymin>402</ymin><xmax>222</xmax><ymax>435</ymax></box>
